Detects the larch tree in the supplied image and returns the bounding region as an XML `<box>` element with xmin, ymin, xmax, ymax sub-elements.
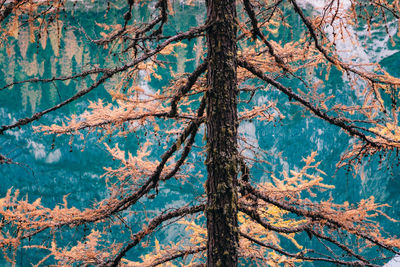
<box><xmin>0</xmin><ymin>0</ymin><xmax>400</xmax><ymax>266</ymax></box>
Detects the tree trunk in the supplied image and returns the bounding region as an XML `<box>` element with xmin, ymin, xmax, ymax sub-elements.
<box><xmin>205</xmin><ymin>0</ymin><xmax>239</xmax><ymax>266</ymax></box>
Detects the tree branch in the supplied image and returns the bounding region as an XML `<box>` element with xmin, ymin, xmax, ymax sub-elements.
<box><xmin>93</xmin><ymin>0</ymin><xmax>134</xmax><ymax>45</ymax></box>
<box><xmin>237</xmin><ymin>59</ymin><xmax>398</xmax><ymax>148</ymax></box>
<box><xmin>240</xmin><ymin>180</ymin><xmax>399</xmax><ymax>255</ymax></box>
<box><xmin>308</xmin><ymin>227</ymin><xmax>370</xmax><ymax>264</ymax></box>
<box><xmin>163</xmin><ymin>96</ymin><xmax>206</xmax><ymax>181</ymax></box>
<box><xmin>104</xmin><ymin>204</ymin><xmax>206</xmax><ymax>266</ymax></box>
<box><xmin>0</xmin><ymin>73</ymin><xmax>112</xmax><ymax>135</ymax></box>
<box><xmin>169</xmin><ymin>60</ymin><xmax>208</xmax><ymax>117</ymax></box>
<box><xmin>0</xmin><ymin>67</ymin><xmax>111</xmax><ymax>91</ymax></box>
<box><xmin>14</xmin><ymin>98</ymin><xmax>206</xmax><ymax>246</ymax></box>
<box><xmin>239</xmin><ymin>205</ymin><xmax>309</xmax><ymax>234</ymax></box>
<box><xmin>149</xmin><ymin>246</ymin><xmax>206</xmax><ymax>266</ymax></box>
<box><xmin>289</xmin><ymin>0</ymin><xmax>400</xmax><ymax>86</ymax></box>
<box><xmin>0</xmin><ymin>25</ymin><xmax>208</xmax><ymax>134</ymax></box>
<box><xmin>242</xmin><ymin>0</ymin><xmax>286</xmax><ymax>67</ymax></box>
<box><xmin>150</xmin><ymin>0</ymin><xmax>168</xmax><ymax>37</ymax></box>
<box><xmin>240</xmin><ymin>232</ymin><xmax>378</xmax><ymax>266</ymax></box>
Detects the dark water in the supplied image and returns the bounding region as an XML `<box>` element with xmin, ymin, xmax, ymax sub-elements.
<box><xmin>0</xmin><ymin>1</ymin><xmax>399</xmax><ymax>266</ymax></box>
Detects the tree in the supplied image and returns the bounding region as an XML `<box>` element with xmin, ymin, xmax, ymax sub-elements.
<box><xmin>0</xmin><ymin>0</ymin><xmax>400</xmax><ymax>266</ymax></box>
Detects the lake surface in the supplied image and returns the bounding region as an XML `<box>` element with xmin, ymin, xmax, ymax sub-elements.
<box><xmin>0</xmin><ymin>1</ymin><xmax>399</xmax><ymax>265</ymax></box>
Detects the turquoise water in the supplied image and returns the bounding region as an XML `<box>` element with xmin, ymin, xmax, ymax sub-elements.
<box><xmin>0</xmin><ymin>1</ymin><xmax>399</xmax><ymax>265</ymax></box>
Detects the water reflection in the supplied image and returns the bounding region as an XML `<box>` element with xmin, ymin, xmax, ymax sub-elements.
<box><xmin>0</xmin><ymin>1</ymin><xmax>399</xmax><ymax>265</ymax></box>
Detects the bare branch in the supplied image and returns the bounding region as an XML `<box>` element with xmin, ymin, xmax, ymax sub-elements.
<box><xmin>151</xmin><ymin>0</ymin><xmax>168</xmax><ymax>37</ymax></box>
<box><xmin>169</xmin><ymin>60</ymin><xmax>208</xmax><ymax>117</ymax></box>
<box><xmin>0</xmin><ymin>67</ymin><xmax>111</xmax><ymax>91</ymax></box>
<box><xmin>0</xmin><ymin>153</ymin><xmax>12</xmax><ymax>165</ymax></box>
<box><xmin>92</xmin><ymin>0</ymin><xmax>134</xmax><ymax>45</ymax></box>
<box><xmin>163</xmin><ymin>96</ymin><xmax>206</xmax><ymax>181</ymax></box>
<box><xmin>0</xmin><ymin>73</ymin><xmax>111</xmax><ymax>135</ymax></box>
<box><xmin>308</xmin><ymin>227</ymin><xmax>370</xmax><ymax>264</ymax></box>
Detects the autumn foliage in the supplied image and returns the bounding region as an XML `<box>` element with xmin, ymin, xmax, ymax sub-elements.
<box><xmin>1</xmin><ymin>0</ymin><xmax>400</xmax><ymax>266</ymax></box>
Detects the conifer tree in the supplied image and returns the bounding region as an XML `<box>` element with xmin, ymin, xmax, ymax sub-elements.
<box><xmin>1</xmin><ymin>0</ymin><xmax>400</xmax><ymax>266</ymax></box>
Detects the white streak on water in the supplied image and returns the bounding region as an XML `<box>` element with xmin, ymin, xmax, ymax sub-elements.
<box><xmin>27</xmin><ymin>140</ymin><xmax>46</xmax><ymax>160</ymax></box>
<box><xmin>238</xmin><ymin>121</ymin><xmax>258</xmax><ymax>159</ymax></box>
<box><xmin>46</xmin><ymin>149</ymin><xmax>62</xmax><ymax>164</ymax></box>
<box><xmin>27</xmin><ymin>140</ymin><xmax>62</xmax><ymax>164</ymax></box>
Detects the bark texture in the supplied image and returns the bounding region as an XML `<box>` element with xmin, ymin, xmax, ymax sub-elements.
<box><xmin>205</xmin><ymin>0</ymin><xmax>239</xmax><ymax>266</ymax></box>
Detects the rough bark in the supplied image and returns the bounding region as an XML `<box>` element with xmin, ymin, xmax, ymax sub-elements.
<box><xmin>205</xmin><ymin>0</ymin><xmax>239</xmax><ymax>266</ymax></box>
